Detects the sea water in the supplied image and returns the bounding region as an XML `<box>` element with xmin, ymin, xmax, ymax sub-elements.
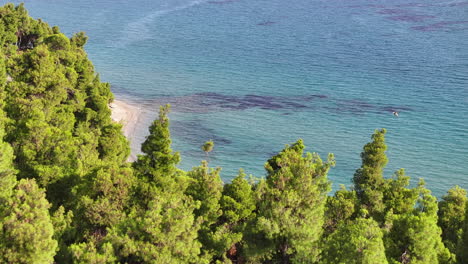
<box><xmin>5</xmin><ymin>0</ymin><xmax>468</xmax><ymax>196</ymax></box>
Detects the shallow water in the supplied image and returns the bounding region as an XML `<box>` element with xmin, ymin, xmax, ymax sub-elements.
<box><xmin>7</xmin><ymin>0</ymin><xmax>468</xmax><ymax>196</ymax></box>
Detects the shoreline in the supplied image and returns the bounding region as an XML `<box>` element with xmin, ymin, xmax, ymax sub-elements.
<box><xmin>110</xmin><ymin>98</ymin><xmax>143</xmax><ymax>161</ymax></box>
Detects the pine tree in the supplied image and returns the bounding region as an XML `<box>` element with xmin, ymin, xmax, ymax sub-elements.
<box><xmin>133</xmin><ymin>104</ymin><xmax>183</xmax><ymax>197</ymax></box>
<box><xmin>187</xmin><ymin>161</ymin><xmax>223</xmax><ymax>229</ymax></box>
<box><xmin>132</xmin><ymin>104</ymin><xmax>188</xmax><ymax>209</ymax></box>
<box><xmin>384</xmin><ymin>180</ymin><xmax>451</xmax><ymax>264</ymax></box>
<box><xmin>51</xmin><ymin>206</ymin><xmax>74</xmax><ymax>263</ymax></box>
<box><xmin>0</xmin><ymin>51</ymin><xmax>16</xmax><ymax>203</ymax></box>
<box><xmin>186</xmin><ymin>161</ymin><xmax>224</xmax><ymax>262</ymax></box>
<box><xmin>2</xmin><ymin>47</ymin><xmax>60</xmax><ymax>263</ymax></box>
<box><xmin>135</xmin><ymin>104</ymin><xmax>180</xmax><ymax>180</ymax></box>
<box><xmin>353</xmin><ymin>129</ymin><xmax>388</xmax><ymax>220</ymax></box>
<box><xmin>219</xmin><ymin>170</ymin><xmax>256</xmax><ymax>262</ymax></box>
<box><xmin>0</xmin><ymin>5</ymin><xmax>129</xmax><ymax>212</ymax></box>
<box><xmin>245</xmin><ymin>140</ymin><xmax>334</xmax><ymax>263</ymax></box>
<box><xmin>73</xmin><ymin>165</ymin><xmax>135</xmax><ymax>234</ymax></box>
<box><xmin>321</xmin><ymin>217</ymin><xmax>388</xmax><ymax>264</ymax></box>
<box><xmin>323</xmin><ymin>185</ymin><xmax>358</xmax><ymax>235</ymax></box>
<box><xmin>70</xmin><ymin>240</ymin><xmax>116</xmax><ymax>264</ymax></box>
<box><xmin>0</xmin><ymin>49</ymin><xmax>5</xmax><ymax>88</ymax></box>
<box><xmin>438</xmin><ymin>186</ymin><xmax>467</xmax><ymax>258</ymax></box>
<box><xmin>108</xmin><ymin>105</ymin><xmax>202</xmax><ymax>263</ymax></box>
<box><xmin>0</xmin><ymin>114</ymin><xmax>16</xmax><ymax>205</ymax></box>
<box><xmin>202</xmin><ymin>140</ymin><xmax>214</xmax><ymax>161</ymax></box>
<box><xmin>221</xmin><ymin>170</ymin><xmax>256</xmax><ymax>225</ymax></box>
<box><xmin>108</xmin><ymin>190</ymin><xmax>202</xmax><ymax>264</ymax></box>
<box><xmin>458</xmin><ymin>203</ymin><xmax>468</xmax><ymax>264</ymax></box>
<box><xmin>0</xmin><ymin>179</ymin><xmax>58</xmax><ymax>264</ymax></box>
<box><xmin>382</xmin><ymin>169</ymin><xmax>419</xmax><ymax>216</ymax></box>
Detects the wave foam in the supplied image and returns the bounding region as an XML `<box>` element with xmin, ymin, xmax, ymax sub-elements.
<box><xmin>114</xmin><ymin>0</ymin><xmax>208</xmax><ymax>48</ymax></box>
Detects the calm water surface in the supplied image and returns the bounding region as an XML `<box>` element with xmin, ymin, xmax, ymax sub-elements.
<box><xmin>6</xmin><ymin>0</ymin><xmax>468</xmax><ymax>196</ymax></box>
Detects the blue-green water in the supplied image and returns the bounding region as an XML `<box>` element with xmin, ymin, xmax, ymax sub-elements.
<box><xmin>6</xmin><ymin>0</ymin><xmax>467</xmax><ymax>196</ymax></box>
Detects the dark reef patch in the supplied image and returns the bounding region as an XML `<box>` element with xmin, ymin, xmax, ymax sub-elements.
<box><xmin>302</xmin><ymin>94</ymin><xmax>328</xmax><ymax>100</ymax></box>
<box><xmin>377</xmin><ymin>9</ymin><xmax>408</xmax><ymax>15</ymax></box>
<box><xmin>148</xmin><ymin>92</ymin><xmax>329</xmax><ymax>113</ymax></box>
<box><xmin>146</xmin><ymin>92</ymin><xmax>414</xmax><ymax>117</ymax></box>
<box><xmin>257</xmin><ymin>21</ymin><xmax>277</xmax><ymax>26</ymax></box>
<box><xmin>388</xmin><ymin>15</ymin><xmax>435</xmax><ymax>22</ymax></box>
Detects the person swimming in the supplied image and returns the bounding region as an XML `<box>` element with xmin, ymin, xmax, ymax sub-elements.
<box><xmin>393</xmin><ymin>111</ymin><xmax>399</xmax><ymax>117</ymax></box>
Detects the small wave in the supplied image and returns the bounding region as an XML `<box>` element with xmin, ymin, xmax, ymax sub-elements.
<box><xmin>447</xmin><ymin>1</ymin><xmax>468</xmax><ymax>7</ymax></box>
<box><xmin>113</xmin><ymin>0</ymin><xmax>208</xmax><ymax>48</ymax></box>
<box><xmin>412</xmin><ymin>21</ymin><xmax>468</xmax><ymax>31</ymax></box>
<box><xmin>257</xmin><ymin>21</ymin><xmax>277</xmax><ymax>26</ymax></box>
<box><xmin>395</xmin><ymin>1</ymin><xmax>468</xmax><ymax>7</ymax></box>
<box><xmin>208</xmin><ymin>0</ymin><xmax>237</xmax><ymax>4</ymax></box>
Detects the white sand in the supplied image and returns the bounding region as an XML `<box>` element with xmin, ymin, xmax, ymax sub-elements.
<box><xmin>110</xmin><ymin>98</ymin><xmax>165</xmax><ymax>162</ymax></box>
<box><xmin>110</xmin><ymin>99</ymin><xmax>143</xmax><ymax>161</ymax></box>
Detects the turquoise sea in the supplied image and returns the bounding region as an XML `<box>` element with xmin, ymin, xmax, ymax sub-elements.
<box><xmin>6</xmin><ymin>0</ymin><xmax>467</xmax><ymax>196</ymax></box>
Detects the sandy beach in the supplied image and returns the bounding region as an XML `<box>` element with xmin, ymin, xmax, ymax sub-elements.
<box><xmin>110</xmin><ymin>99</ymin><xmax>143</xmax><ymax>160</ymax></box>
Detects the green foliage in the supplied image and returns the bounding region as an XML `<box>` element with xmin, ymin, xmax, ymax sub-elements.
<box><xmin>353</xmin><ymin>128</ymin><xmax>388</xmax><ymax>219</ymax></box>
<box><xmin>0</xmin><ymin>4</ymin><xmax>132</xmax><ymax>261</ymax></box>
<box><xmin>74</xmin><ymin>165</ymin><xmax>135</xmax><ymax>233</ymax></box>
<box><xmin>0</xmin><ymin>112</ymin><xmax>16</xmax><ymax>204</ymax></box>
<box><xmin>98</xmin><ymin>124</ymin><xmax>130</xmax><ymax>164</ymax></box>
<box><xmin>51</xmin><ymin>206</ymin><xmax>75</xmax><ymax>263</ymax></box>
<box><xmin>70</xmin><ymin>241</ymin><xmax>117</xmax><ymax>264</ymax></box>
<box><xmin>187</xmin><ymin>161</ymin><xmax>223</xmax><ymax>226</ymax></box>
<box><xmin>350</xmin><ymin>130</ymin><xmax>450</xmax><ymax>262</ymax></box>
<box><xmin>44</xmin><ymin>33</ymin><xmax>70</xmax><ymax>51</ymax></box>
<box><xmin>198</xmin><ymin>169</ymin><xmax>256</xmax><ymax>263</ymax></box>
<box><xmin>202</xmin><ymin>140</ymin><xmax>214</xmax><ymax>153</ymax></box>
<box><xmin>245</xmin><ymin>140</ymin><xmax>334</xmax><ymax>263</ymax></box>
<box><xmin>102</xmin><ymin>105</ymin><xmax>203</xmax><ymax>263</ymax></box>
<box><xmin>139</xmin><ymin>104</ymin><xmax>179</xmax><ymax>167</ymax></box>
<box><xmin>0</xmin><ymin>4</ymin><xmax>127</xmax><ymax>208</ymax></box>
<box><xmin>0</xmin><ymin>4</ymin><xmax>124</xmax><ymax>196</ymax></box>
<box><xmin>321</xmin><ymin>218</ymin><xmax>388</xmax><ymax>264</ymax></box>
<box><xmin>438</xmin><ymin>186</ymin><xmax>467</xmax><ymax>258</ymax></box>
<box><xmin>186</xmin><ymin>161</ymin><xmax>224</xmax><ymax>261</ymax></box>
<box><xmin>384</xmin><ymin>181</ymin><xmax>451</xmax><ymax>264</ymax></box>
<box><xmin>71</xmin><ymin>32</ymin><xmax>88</xmax><ymax>48</ymax></box>
<box><xmin>323</xmin><ymin>185</ymin><xmax>357</xmax><ymax>235</ymax></box>
<box><xmin>132</xmin><ymin>105</ymin><xmax>190</xmax><ymax>227</ymax></box>
<box><xmin>382</xmin><ymin>169</ymin><xmax>419</xmax><ymax>216</ymax></box>
<box><xmin>0</xmin><ymin>49</ymin><xmax>5</xmax><ymax>89</ymax></box>
<box><xmin>221</xmin><ymin>170</ymin><xmax>256</xmax><ymax>224</ymax></box>
<box><xmin>134</xmin><ymin>104</ymin><xmax>182</xmax><ymax>189</ymax></box>
<box><xmin>458</xmin><ymin>205</ymin><xmax>468</xmax><ymax>263</ymax></box>
<box><xmin>0</xmin><ymin>179</ymin><xmax>57</xmax><ymax>264</ymax></box>
<box><xmin>0</xmin><ymin>3</ymin><xmax>36</xmax><ymax>48</ymax></box>
<box><xmin>0</xmin><ymin>54</ymin><xmax>14</xmax><ymax>203</ymax></box>
<box><xmin>108</xmin><ymin>190</ymin><xmax>202</xmax><ymax>264</ymax></box>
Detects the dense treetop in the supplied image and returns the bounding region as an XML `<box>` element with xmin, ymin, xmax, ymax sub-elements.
<box><xmin>0</xmin><ymin>3</ymin><xmax>467</xmax><ymax>264</ymax></box>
